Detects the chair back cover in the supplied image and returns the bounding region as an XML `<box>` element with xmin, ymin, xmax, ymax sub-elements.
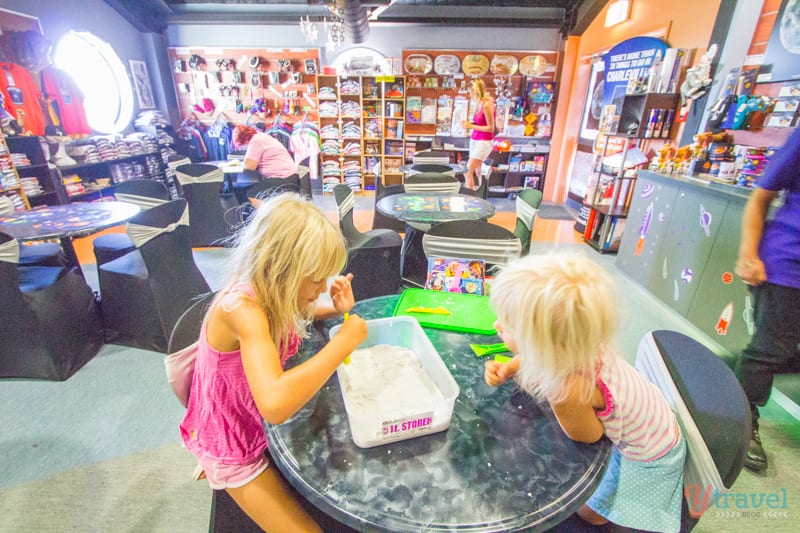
<box><xmin>113</xmin><ymin>179</ymin><xmax>170</xmax><ymax>210</ymax></box>
<box><xmin>245</xmin><ymin>176</ymin><xmax>301</xmax><ymax>202</ymax></box>
<box><xmin>404</xmin><ymin>173</ymin><xmax>461</xmax><ymax>194</ymax></box>
<box><xmin>636</xmin><ymin>330</ymin><xmax>750</xmax><ymax>517</ymax></box>
<box><xmin>1</xmin><ymin>231</ymin><xmax>103</xmax><ymax>380</ymax></box>
<box><xmin>423</xmin><ymin>220</ymin><xmax>522</xmax><ymax>266</ymax></box>
<box><xmin>413</xmin><ymin>150</ymin><xmax>451</xmax><ymax>166</ymax></box>
<box><xmin>127</xmin><ymin>199</ymin><xmax>212</xmax><ymax>339</ymax></box>
<box><xmin>297</xmin><ymin>156</ymin><xmax>313</xmax><ymax>199</ymax></box>
<box><xmin>175</xmin><ymin>164</ymin><xmax>230</xmax><ymax>247</ymax></box>
<box><xmin>514</xmin><ymin>188</ymin><xmax>543</xmax><ymax>255</ymax></box>
<box><xmin>0</xmin><ymin>195</ymin><xmax>14</xmax><ymax>215</ymax></box>
<box><xmin>407</xmin><ymin>164</ymin><xmax>456</xmax><ymax>177</ymax></box>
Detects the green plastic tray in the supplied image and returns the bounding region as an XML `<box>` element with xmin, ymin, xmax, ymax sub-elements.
<box><xmin>393</xmin><ymin>288</ymin><xmax>497</xmax><ymax>335</ymax></box>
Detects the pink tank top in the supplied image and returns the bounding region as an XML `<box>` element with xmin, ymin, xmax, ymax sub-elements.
<box><xmin>471</xmin><ymin>101</ymin><xmax>494</xmax><ymax>141</ymax></box>
<box><xmin>595</xmin><ymin>354</ymin><xmax>677</xmax><ymax>462</ymax></box>
<box><xmin>180</xmin><ymin>287</ymin><xmax>301</xmax><ymax>465</ymax></box>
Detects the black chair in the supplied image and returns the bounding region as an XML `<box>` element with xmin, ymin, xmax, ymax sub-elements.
<box><xmin>333</xmin><ymin>184</ymin><xmax>403</xmax><ymax>301</ymax></box>
<box><xmin>514</xmin><ymin>188</ymin><xmax>543</xmax><ymax>256</ymax></box>
<box><xmin>297</xmin><ymin>156</ymin><xmax>313</xmax><ymax>199</ymax></box>
<box><xmin>175</xmin><ymin>163</ymin><xmax>231</xmax><ymax>247</ymax></box>
<box><xmin>0</xmin><ymin>195</ymin><xmax>64</xmax><ymax>267</ymax></box>
<box><xmin>635</xmin><ymin>330</ymin><xmax>750</xmax><ymax>531</ymax></box>
<box><xmin>99</xmin><ymin>199</ymin><xmax>211</xmax><ymax>352</ymax></box>
<box><xmin>92</xmin><ymin>179</ymin><xmax>171</xmax><ymax>266</ymax></box>
<box><xmin>422</xmin><ymin>219</ymin><xmax>522</xmax><ymax>272</ymax></box>
<box><xmin>0</xmin><ymin>231</ymin><xmax>103</xmax><ymax>380</ymax></box>
<box><xmin>372</xmin><ymin>173</ymin><xmax>405</xmax><ymax>232</ymax></box>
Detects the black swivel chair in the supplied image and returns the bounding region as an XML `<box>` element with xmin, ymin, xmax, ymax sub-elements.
<box><xmin>406</xmin><ymin>163</ymin><xmax>456</xmax><ymax>177</ymax></box>
<box><xmin>99</xmin><ymin>199</ymin><xmax>211</xmax><ymax>352</ymax></box>
<box><xmin>92</xmin><ymin>179</ymin><xmax>171</xmax><ymax>266</ymax></box>
<box><xmin>372</xmin><ymin>173</ymin><xmax>405</xmax><ymax>232</ymax></box>
<box><xmin>514</xmin><ymin>188</ymin><xmax>543</xmax><ymax>256</ymax></box>
<box><xmin>333</xmin><ymin>184</ymin><xmax>403</xmax><ymax>301</ymax></box>
<box><xmin>403</xmin><ymin>172</ymin><xmax>461</xmax><ymax>194</ymax></box>
<box><xmin>0</xmin><ymin>231</ymin><xmax>103</xmax><ymax>380</ymax></box>
<box><xmin>175</xmin><ymin>163</ymin><xmax>231</xmax><ymax>247</ymax></box>
<box><xmin>0</xmin><ymin>196</ymin><xmax>64</xmax><ymax>267</ymax></box>
<box><xmin>635</xmin><ymin>330</ymin><xmax>750</xmax><ymax>531</ymax></box>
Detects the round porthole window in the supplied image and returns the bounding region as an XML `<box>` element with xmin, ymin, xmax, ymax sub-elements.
<box><xmin>53</xmin><ymin>31</ymin><xmax>133</xmax><ymax>134</ymax></box>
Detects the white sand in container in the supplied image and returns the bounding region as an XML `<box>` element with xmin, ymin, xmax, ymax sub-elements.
<box><xmin>339</xmin><ymin>344</ymin><xmax>444</xmax><ymax>415</ymax></box>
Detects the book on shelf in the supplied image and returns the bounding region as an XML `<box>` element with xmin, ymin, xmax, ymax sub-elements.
<box><xmin>604</xmin><ymin>217</ymin><xmax>627</xmax><ymax>250</ymax></box>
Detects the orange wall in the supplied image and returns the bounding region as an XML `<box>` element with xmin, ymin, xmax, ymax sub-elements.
<box><xmin>546</xmin><ymin>0</ymin><xmax>723</xmax><ymax>202</ymax></box>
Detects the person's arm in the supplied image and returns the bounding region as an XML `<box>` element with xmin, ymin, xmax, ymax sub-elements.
<box><xmin>483</xmin><ymin>99</ymin><xmax>495</xmax><ymax>133</ymax></box>
<box><xmin>242</xmin><ymin>136</ymin><xmax>261</xmax><ymax>171</ymax></box>
<box><xmin>314</xmin><ymin>274</ymin><xmax>354</xmax><ymax>320</ymax></box>
<box><xmin>549</xmin><ymin>375</ymin><xmax>605</xmax><ymax>443</ymax></box>
<box><xmin>229</xmin><ymin>296</ymin><xmax>367</xmax><ymax>424</ymax></box>
<box><xmin>484</xmin><ymin>354</ymin><xmax>521</xmax><ymax>386</ymax></box>
<box><xmin>735</xmin><ymin>187</ymin><xmax>779</xmax><ymax>285</ymax></box>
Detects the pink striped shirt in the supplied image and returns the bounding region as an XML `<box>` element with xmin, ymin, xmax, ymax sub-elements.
<box><xmin>595</xmin><ymin>354</ymin><xmax>678</xmax><ymax>462</ymax></box>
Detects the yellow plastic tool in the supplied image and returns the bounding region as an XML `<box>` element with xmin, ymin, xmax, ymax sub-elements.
<box><xmin>343</xmin><ymin>313</ymin><xmax>351</xmax><ymax>365</ymax></box>
<box><xmin>404</xmin><ymin>306</ymin><xmax>452</xmax><ymax>315</ymax></box>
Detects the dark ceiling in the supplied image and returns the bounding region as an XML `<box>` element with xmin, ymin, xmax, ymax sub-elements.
<box><xmin>104</xmin><ymin>0</ymin><xmax>605</xmax><ymax>37</ymax></box>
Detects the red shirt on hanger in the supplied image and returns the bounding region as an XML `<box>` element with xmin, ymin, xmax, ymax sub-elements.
<box><xmin>0</xmin><ymin>62</ymin><xmax>45</xmax><ymax>135</ymax></box>
<box><xmin>41</xmin><ymin>67</ymin><xmax>92</xmax><ymax>135</ymax></box>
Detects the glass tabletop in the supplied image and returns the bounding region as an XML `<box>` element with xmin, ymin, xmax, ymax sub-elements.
<box><xmin>377</xmin><ymin>192</ymin><xmax>495</xmax><ymax>224</ymax></box>
<box><xmin>0</xmin><ymin>201</ymin><xmax>141</xmax><ymax>241</ymax></box>
<box><xmin>266</xmin><ymin>294</ymin><xmax>611</xmax><ymax>532</ymax></box>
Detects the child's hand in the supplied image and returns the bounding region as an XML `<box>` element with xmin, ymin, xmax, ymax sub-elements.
<box><xmin>329</xmin><ymin>273</ymin><xmax>355</xmax><ymax>314</ymax></box>
<box><xmin>484</xmin><ymin>359</ymin><xmax>516</xmax><ymax>387</ymax></box>
<box><xmin>338</xmin><ymin>313</ymin><xmax>367</xmax><ymax>351</ymax></box>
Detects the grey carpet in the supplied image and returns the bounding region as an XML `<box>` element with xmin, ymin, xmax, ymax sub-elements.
<box><xmin>537</xmin><ymin>202</ymin><xmax>577</xmax><ymax>220</ymax></box>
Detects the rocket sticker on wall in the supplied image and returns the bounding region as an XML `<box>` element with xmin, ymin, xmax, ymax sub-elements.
<box><xmin>715</xmin><ymin>301</ymin><xmax>734</xmax><ymax>335</ymax></box>
<box><xmin>634</xmin><ymin>201</ymin><xmax>654</xmax><ymax>256</ymax></box>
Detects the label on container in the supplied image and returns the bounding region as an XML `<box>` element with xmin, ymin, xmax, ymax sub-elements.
<box><xmin>381</xmin><ymin>411</ymin><xmax>434</xmax><ymax>440</ymax></box>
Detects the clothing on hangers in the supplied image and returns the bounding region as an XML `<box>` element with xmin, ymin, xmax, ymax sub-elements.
<box><xmin>0</xmin><ymin>62</ymin><xmax>46</xmax><ymax>135</ymax></box>
<box><xmin>40</xmin><ymin>67</ymin><xmax>91</xmax><ymax>135</ymax></box>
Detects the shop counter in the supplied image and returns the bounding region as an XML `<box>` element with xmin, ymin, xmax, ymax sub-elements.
<box><xmin>265</xmin><ymin>294</ymin><xmax>611</xmax><ymax>532</ymax></box>
<box><xmin>616</xmin><ymin>170</ymin><xmax>753</xmax><ymax>356</ymax></box>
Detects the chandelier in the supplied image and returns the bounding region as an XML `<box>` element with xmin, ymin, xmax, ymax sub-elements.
<box><xmin>298</xmin><ymin>2</ymin><xmax>345</xmax><ymax>51</ymax></box>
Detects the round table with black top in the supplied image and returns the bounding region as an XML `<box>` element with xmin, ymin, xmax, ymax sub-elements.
<box><xmin>376</xmin><ymin>192</ymin><xmax>496</xmax><ymax>287</ymax></box>
<box><xmin>265</xmin><ymin>294</ymin><xmax>611</xmax><ymax>532</ymax></box>
<box><xmin>0</xmin><ymin>200</ymin><xmax>140</xmax><ymax>277</ymax></box>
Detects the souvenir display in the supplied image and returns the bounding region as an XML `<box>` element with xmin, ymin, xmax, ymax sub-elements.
<box><xmin>404</xmin><ymin>54</ymin><xmax>433</xmax><ymax>75</ymax></box>
<box><xmin>434</xmin><ymin>54</ymin><xmax>461</xmax><ymax>76</ymax></box>
<box><xmin>519</xmin><ymin>55</ymin><xmax>548</xmax><ymax>77</ymax></box>
<box><xmin>490</xmin><ymin>55</ymin><xmax>519</xmax><ymax>76</ymax></box>
<box><xmin>461</xmin><ymin>55</ymin><xmax>489</xmax><ymax>76</ymax></box>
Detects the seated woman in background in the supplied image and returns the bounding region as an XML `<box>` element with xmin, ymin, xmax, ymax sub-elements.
<box><xmin>232</xmin><ymin>124</ymin><xmax>298</xmax><ymax>178</ymax></box>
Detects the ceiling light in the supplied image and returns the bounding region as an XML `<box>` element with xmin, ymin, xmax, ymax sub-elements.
<box><xmin>605</xmin><ymin>0</ymin><xmax>631</xmax><ymax>27</ymax></box>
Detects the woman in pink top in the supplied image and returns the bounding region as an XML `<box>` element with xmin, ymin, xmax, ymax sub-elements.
<box><xmin>180</xmin><ymin>193</ymin><xmax>367</xmax><ymax>531</ymax></box>
<box><xmin>233</xmin><ymin>124</ymin><xmax>298</xmax><ymax>178</ymax></box>
<box><xmin>484</xmin><ymin>253</ymin><xmax>686</xmax><ymax>533</ymax></box>
<box><xmin>461</xmin><ymin>79</ymin><xmax>495</xmax><ymax>189</ymax></box>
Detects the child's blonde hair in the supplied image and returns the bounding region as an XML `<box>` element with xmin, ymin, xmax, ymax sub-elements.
<box><xmin>226</xmin><ymin>192</ymin><xmax>347</xmax><ymax>347</ymax></box>
<box><xmin>490</xmin><ymin>252</ymin><xmax>619</xmax><ymax>404</ymax></box>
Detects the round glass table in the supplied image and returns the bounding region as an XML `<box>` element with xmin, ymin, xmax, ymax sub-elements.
<box><xmin>265</xmin><ymin>294</ymin><xmax>611</xmax><ymax>532</ymax></box>
<box><xmin>376</xmin><ymin>192</ymin><xmax>496</xmax><ymax>285</ymax></box>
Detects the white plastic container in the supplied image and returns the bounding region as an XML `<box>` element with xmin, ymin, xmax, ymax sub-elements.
<box><xmin>330</xmin><ymin>316</ymin><xmax>460</xmax><ymax>448</ymax></box>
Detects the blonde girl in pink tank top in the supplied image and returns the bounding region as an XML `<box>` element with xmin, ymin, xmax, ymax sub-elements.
<box><xmin>180</xmin><ymin>193</ymin><xmax>367</xmax><ymax>532</ymax></box>
<box><xmin>483</xmin><ymin>253</ymin><xmax>685</xmax><ymax>533</ymax></box>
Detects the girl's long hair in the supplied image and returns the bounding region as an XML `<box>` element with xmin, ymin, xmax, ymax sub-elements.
<box><xmin>225</xmin><ymin>192</ymin><xmax>347</xmax><ymax>348</ymax></box>
<box><xmin>490</xmin><ymin>253</ymin><xmax>619</xmax><ymax>404</ymax></box>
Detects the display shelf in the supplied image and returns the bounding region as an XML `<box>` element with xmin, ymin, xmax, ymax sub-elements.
<box><xmin>5</xmin><ymin>136</ymin><xmax>71</xmax><ymax>207</ymax></box>
<box><xmin>578</xmin><ymin>134</ymin><xmax>642</xmax><ymax>253</ymax></box>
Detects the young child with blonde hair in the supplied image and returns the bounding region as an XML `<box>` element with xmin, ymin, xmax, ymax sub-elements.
<box><xmin>484</xmin><ymin>253</ymin><xmax>686</xmax><ymax>532</ymax></box>
<box><xmin>180</xmin><ymin>193</ymin><xmax>367</xmax><ymax>532</ymax></box>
